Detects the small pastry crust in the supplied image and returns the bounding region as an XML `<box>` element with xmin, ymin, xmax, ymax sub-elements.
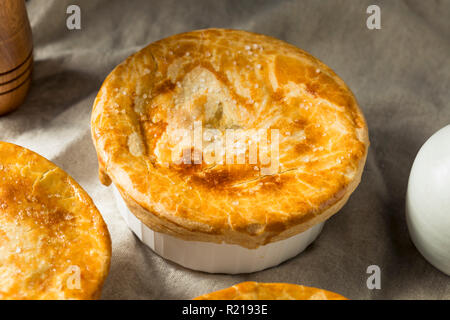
<box><xmin>194</xmin><ymin>282</ymin><xmax>348</xmax><ymax>300</ymax></box>
<box><xmin>91</xmin><ymin>29</ymin><xmax>369</xmax><ymax>249</ymax></box>
<box><xmin>0</xmin><ymin>142</ymin><xmax>111</xmax><ymax>300</ymax></box>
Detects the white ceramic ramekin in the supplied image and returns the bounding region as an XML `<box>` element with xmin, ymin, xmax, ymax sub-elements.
<box><xmin>406</xmin><ymin>125</ymin><xmax>450</xmax><ymax>276</ymax></box>
<box><xmin>113</xmin><ymin>185</ymin><xmax>324</xmax><ymax>274</ymax></box>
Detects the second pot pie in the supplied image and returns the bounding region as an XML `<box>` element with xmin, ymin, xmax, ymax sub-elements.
<box><xmin>91</xmin><ymin>29</ymin><xmax>369</xmax><ymax>272</ymax></box>
<box><xmin>195</xmin><ymin>282</ymin><xmax>348</xmax><ymax>300</ymax></box>
<box><xmin>0</xmin><ymin>142</ymin><xmax>111</xmax><ymax>299</ymax></box>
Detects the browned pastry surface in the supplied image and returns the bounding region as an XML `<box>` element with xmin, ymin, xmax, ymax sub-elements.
<box><xmin>195</xmin><ymin>281</ymin><xmax>348</xmax><ymax>300</ymax></box>
<box><xmin>0</xmin><ymin>142</ymin><xmax>111</xmax><ymax>300</ymax></box>
<box><xmin>91</xmin><ymin>28</ymin><xmax>369</xmax><ymax>248</ymax></box>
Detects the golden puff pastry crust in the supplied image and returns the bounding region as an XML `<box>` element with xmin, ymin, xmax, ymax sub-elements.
<box><xmin>0</xmin><ymin>142</ymin><xmax>111</xmax><ymax>300</ymax></box>
<box><xmin>91</xmin><ymin>28</ymin><xmax>369</xmax><ymax>249</ymax></box>
<box><xmin>195</xmin><ymin>281</ymin><xmax>348</xmax><ymax>300</ymax></box>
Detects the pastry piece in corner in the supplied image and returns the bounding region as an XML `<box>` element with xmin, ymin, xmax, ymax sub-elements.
<box><xmin>0</xmin><ymin>141</ymin><xmax>111</xmax><ymax>300</ymax></box>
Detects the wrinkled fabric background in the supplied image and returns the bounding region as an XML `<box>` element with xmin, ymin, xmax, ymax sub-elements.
<box><xmin>1</xmin><ymin>0</ymin><xmax>449</xmax><ymax>299</ymax></box>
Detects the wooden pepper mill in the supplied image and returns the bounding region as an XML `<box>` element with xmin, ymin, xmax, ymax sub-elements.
<box><xmin>0</xmin><ymin>0</ymin><xmax>33</xmax><ymax>116</ymax></box>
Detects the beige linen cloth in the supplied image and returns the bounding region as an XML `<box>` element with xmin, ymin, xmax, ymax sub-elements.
<box><xmin>1</xmin><ymin>0</ymin><xmax>449</xmax><ymax>299</ymax></box>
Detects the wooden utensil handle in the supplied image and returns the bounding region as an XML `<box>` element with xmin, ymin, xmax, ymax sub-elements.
<box><xmin>0</xmin><ymin>0</ymin><xmax>33</xmax><ymax>115</ymax></box>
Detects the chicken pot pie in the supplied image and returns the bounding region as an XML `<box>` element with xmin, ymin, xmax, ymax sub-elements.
<box><xmin>91</xmin><ymin>29</ymin><xmax>368</xmax><ymax>271</ymax></box>
<box><xmin>0</xmin><ymin>142</ymin><xmax>111</xmax><ymax>300</ymax></box>
<box><xmin>195</xmin><ymin>282</ymin><xmax>348</xmax><ymax>300</ymax></box>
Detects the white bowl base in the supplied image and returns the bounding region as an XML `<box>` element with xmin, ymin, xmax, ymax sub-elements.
<box><xmin>113</xmin><ymin>185</ymin><xmax>324</xmax><ymax>274</ymax></box>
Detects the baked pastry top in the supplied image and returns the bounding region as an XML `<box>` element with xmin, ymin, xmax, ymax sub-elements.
<box><xmin>195</xmin><ymin>281</ymin><xmax>348</xmax><ymax>300</ymax></box>
<box><xmin>92</xmin><ymin>28</ymin><xmax>369</xmax><ymax>248</ymax></box>
<box><xmin>0</xmin><ymin>142</ymin><xmax>111</xmax><ymax>300</ymax></box>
